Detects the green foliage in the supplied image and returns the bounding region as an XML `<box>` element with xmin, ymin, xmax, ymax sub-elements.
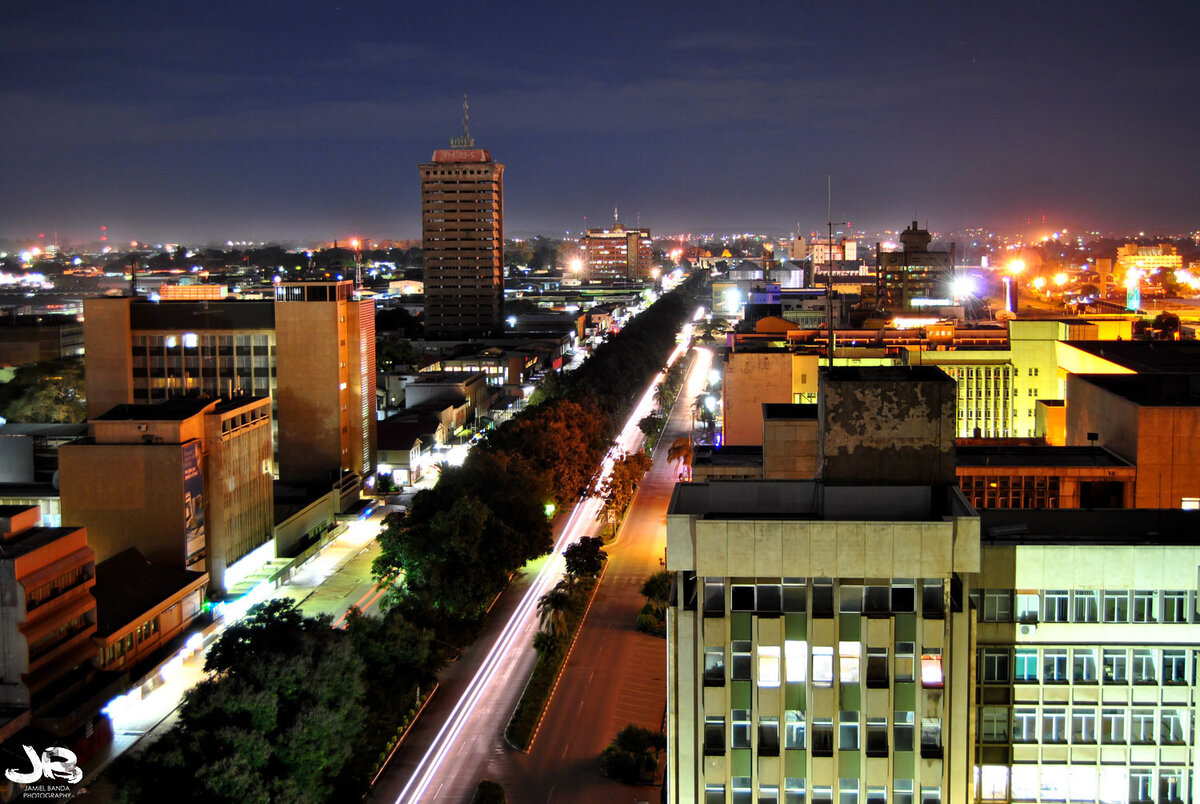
<box><xmin>377</xmin><ymin>338</ymin><xmax>421</xmax><ymax>370</ymax></box>
<box><xmin>0</xmin><ymin>357</ymin><xmax>86</xmax><ymax>423</ymax></box>
<box><xmin>564</xmin><ymin>536</ymin><xmax>606</xmax><ymax>580</ymax></box>
<box><xmin>640</xmin><ymin>570</ymin><xmax>672</xmax><ymax>603</ymax></box>
<box><xmin>471</xmin><ymin>779</ymin><xmax>508</xmax><ymax>804</ymax></box>
<box><xmin>599</xmin><ymin>725</ymin><xmax>665</xmax><ymax>783</ymax></box>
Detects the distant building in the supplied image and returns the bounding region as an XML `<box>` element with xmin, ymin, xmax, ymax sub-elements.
<box><xmin>876</xmin><ymin>221</ymin><xmax>956</xmax><ymax>313</ymax></box>
<box><xmin>82</xmin><ymin>279</ymin><xmax>377</xmax><ymax>486</ymax></box>
<box><xmin>581</xmin><ymin>223</ymin><xmax>653</xmax><ymax>282</ymax></box>
<box><xmin>419</xmin><ymin>130</ymin><xmax>505</xmax><ymax>340</ymax></box>
<box><xmin>59</xmin><ymin>396</ymin><xmax>273</xmax><ymax>596</ymax></box>
<box><xmin>0</xmin><ymin>315</ymin><xmax>83</xmax><ymax>365</ymax></box>
<box><xmin>1114</xmin><ymin>243</ymin><xmax>1182</xmax><ymax>277</ymax></box>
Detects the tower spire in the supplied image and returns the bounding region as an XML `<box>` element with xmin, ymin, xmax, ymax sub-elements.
<box><xmin>449</xmin><ymin>91</ymin><xmax>475</xmax><ymax>148</ymax></box>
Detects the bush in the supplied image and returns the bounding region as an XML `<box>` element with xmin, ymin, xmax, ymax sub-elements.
<box><xmin>599</xmin><ymin>725</ymin><xmax>666</xmax><ymax>783</ymax></box>
<box><xmin>471</xmin><ymin>779</ymin><xmax>507</xmax><ymax>803</ymax></box>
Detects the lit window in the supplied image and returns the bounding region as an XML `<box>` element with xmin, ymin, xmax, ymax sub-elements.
<box><xmin>784</xmin><ymin>640</ymin><xmax>807</xmax><ymax>683</ymax></box>
<box><xmin>838</xmin><ymin>712</ymin><xmax>859</xmax><ymax>750</ymax></box>
<box><xmin>839</xmin><ymin>641</ymin><xmax>861</xmax><ymax>683</ymax></box>
<box><xmin>758</xmin><ymin>645</ymin><xmax>781</xmax><ymax>688</ymax></box>
<box><xmin>920</xmin><ymin>651</ymin><xmax>943</xmax><ymax>688</ymax></box>
<box><xmin>813</xmin><ymin>646</ymin><xmax>834</xmax><ymax>687</ymax></box>
<box><xmin>1182</xmin><ymin>497</ymin><xmax>1200</xmax><ymax>511</ymax></box>
<box><xmin>784</xmin><ymin>710</ymin><xmax>805</xmax><ymax>749</ymax></box>
<box><xmin>981</xmin><ymin>707</ymin><xmax>1008</xmax><ymax>742</ymax></box>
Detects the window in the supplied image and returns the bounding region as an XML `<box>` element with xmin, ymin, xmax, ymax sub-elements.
<box><xmin>782</xmin><ymin>578</ymin><xmax>806</xmax><ymax>613</ymax></box>
<box><xmin>1162</xmin><ymin>591</ymin><xmax>1188</xmax><ymax>623</ymax></box>
<box><xmin>813</xmin><ymin>579</ymin><xmax>834</xmax><ymax>618</ymax></box>
<box><xmin>811</xmin><ymin>718</ymin><xmax>834</xmax><ymax>756</ymax></box>
<box><xmin>812</xmin><ymin>787</ymin><xmax>833</xmax><ymax>804</ymax></box>
<box><xmin>839</xmin><ymin>779</ymin><xmax>859</xmax><ymax>804</ymax></box>
<box><xmin>838</xmin><ymin>712</ymin><xmax>859</xmax><ymax>751</ymax></box>
<box><xmin>758</xmin><ymin>582</ymin><xmax>782</xmax><ymax>615</ymax></box>
<box><xmin>839</xmin><ymin>642</ymin><xmax>861</xmax><ymax>683</ymax></box>
<box><xmin>1014</xmin><ymin>648</ymin><xmax>1038</xmax><ymax>682</ymax></box>
<box><xmin>1042</xmin><ymin>708</ymin><xmax>1067</xmax><ymax>743</ymax></box>
<box><xmin>1160</xmin><ymin>770</ymin><xmax>1184</xmax><ymax>804</ymax></box>
<box><xmin>1162</xmin><ymin>649</ymin><xmax>1187</xmax><ymax>684</ymax></box>
<box><xmin>1101</xmin><ymin>709</ymin><xmax>1126</xmax><ymax>744</ymax></box>
<box><xmin>1132</xmin><ymin>649</ymin><xmax>1156</xmax><ymax>684</ymax></box>
<box><xmin>1102</xmin><ymin>591</ymin><xmax>1129</xmax><ymax>623</ymax></box>
<box><xmin>784</xmin><ymin>778</ymin><xmax>805</xmax><ymax>804</ymax></box>
<box><xmin>981</xmin><ymin>707</ymin><xmax>1008</xmax><ymax>743</ymax></box>
<box><xmin>1103</xmin><ymin>649</ymin><xmax>1128</xmax><ymax>683</ymax></box>
<box><xmin>704</xmin><ymin>579</ymin><xmax>725</xmax><ymax>616</ymax></box>
<box><xmin>706</xmin><ymin>784</ymin><xmax>727</xmax><ymax>804</ymax></box>
<box><xmin>759</xmin><ymin>716</ymin><xmax>780</xmax><ymax>756</ymax></box>
<box><xmin>732</xmin><ymin>777</ymin><xmax>752</xmax><ymax>804</ymax></box>
<box><xmin>1072</xmin><ymin>648</ymin><xmax>1097</xmax><ymax>683</ymax></box>
<box><xmin>732</xmin><ymin>641</ymin><xmax>752</xmax><ymax>681</ymax></box>
<box><xmin>893</xmin><ymin>711</ymin><xmax>914</xmax><ymax>752</ymax></box>
<box><xmin>891</xmin><ymin>579</ymin><xmax>915</xmax><ymax>613</ymax></box>
<box><xmin>866</xmin><ymin>789</ymin><xmax>886</xmax><ymax>804</ymax></box>
<box><xmin>840</xmin><ymin>585</ymin><xmax>862</xmax><ymax>614</ymax></box>
<box><xmin>759</xmin><ymin>645</ymin><xmax>782</xmax><ymax>687</ymax></box>
<box><xmin>813</xmin><ymin>646</ymin><xmax>834</xmax><ymax>687</ymax></box>
<box><xmin>1072</xmin><ymin>590</ymin><xmax>1099</xmax><ymax>622</ymax></box>
<box><xmin>704</xmin><ymin>647</ymin><xmax>725</xmax><ymax>686</ymax></box>
<box><xmin>1071</xmin><ymin>708</ymin><xmax>1097</xmax><ymax>743</ymax></box>
<box><xmin>760</xmin><ymin>785</ymin><xmax>780</xmax><ymax>804</ymax></box>
<box><xmin>893</xmin><ymin>781</ymin><xmax>913</xmax><ymax>804</ymax></box>
<box><xmin>785</xmin><ymin>640</ymin><xmax>807</xmax><ymax>683</ymax></box>
<box><xmin>865</xmin><ymin>718</ymin><xmax>888</xmax><ymax>757</ymax></box>
<box><xmin>920</xmin><ymin>788</ymin><xmax>940</xmax><ymax>804</ymax></box>
<box><xmin>981</xmin><ymin>649</ymin><xmax>1009</xmax><ymax>683</ymax></box>
<box><xmin>1160</xmin><ymin>709</ymin><xmax>1185</xmax><ymax>744</ymax></box>
<box><xmin>894</xmin><ymin>643</ymin><xmax>914</xmax><ymax>682</ymax></box>
<box><xmin>1043</xmin><ymin>590</ymin><xmax>1069</xmax><ymax>622</ymax></box>
<box><xmin>1129</xmin><ymin>769</ymin><xmax>1152</xmax><ymax>804</ymax></box>
<box><xmin>784</xmin><ymin>710</ymin><xmax>805</xmax><ymax>750</ymax></box>
<box><xmin>1183</xmin><ymin>498</ymin><xmax>1200</xmax><ymax>511</ymax></box>
<box><xmin>864</xmin><ymin>585</ymin><xmax>889</xmax><ymax>616</ymax></box>
<box><xmin>1132</xmin><ymin>590</ymin><xmax>1155</xmax><ymax>623</ymax></box>
<box><xmin>704</xmin><ymin>716</ymin><xmax>725</xmax><ymax>754</ymax></box>
<box><xmin>1012</xmin><ymin>708</ymin><xmax>1037</xmax><ymax>743</ymax></box>
<box><xmin>982</xmin><ymin>589</ymin><xmax>1011</xmax><ymax>622</ymax></box>
<box><xmin>1016</xmin><ymin>592</ymin><xmax>1039</xmax><ymax>623</ymax></box>
<box><xmin>731</xmin><ymin>709</ymin><xmax>751</xmax><ymax>749</ymax></box>
<box><xmin>1130</xmin><ymin>709</ymin><xmax>1155</xmax><ymax>744</ymax></box>
<box><xmin>919</xmin><ymin>718</ymin><xmax>942</xmax><ymax>758</ymax></box>
<box><xmin>920</xmin><ymin>650</ymin><xmax>943</xmax><ymax>688</ymax></box>
<box><xmin>731</xmin><ymin>584</ymin><xmax>755</xmax><ymax>611</ymax></box>
<box><xmin>866</xmin><ymin>648</ymin><xmax>889</xmax><ymax>688</ymax></box>
<box><xmin>1043</xmin><ymin>649</ymin><xmax>1068</xmax><ymax>683</ymax></box>
<box><xmin>922</xmin><ymin>579</ymin><xmax>944</xmax><ymax>619</ymax></box>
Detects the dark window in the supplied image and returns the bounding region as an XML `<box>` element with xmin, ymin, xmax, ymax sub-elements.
<box><xmin>813</xmin><ymin>581</ymin><xmax>834</xmax><ymax>618</ymax></box>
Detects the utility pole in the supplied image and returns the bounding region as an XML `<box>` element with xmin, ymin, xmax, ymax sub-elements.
<box><xmin>826</xmin><ymin>176</ymin><xmax>848</xmax><ymax>369</ymax></box>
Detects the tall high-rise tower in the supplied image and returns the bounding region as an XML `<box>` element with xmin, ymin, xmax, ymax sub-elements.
<box><xmin>419</xmin><ymin>98</ymin><xmax>505</xmax><ymax>340</ymax></box>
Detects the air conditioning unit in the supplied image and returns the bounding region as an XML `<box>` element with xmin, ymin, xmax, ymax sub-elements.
<box><xmin>1019</xmin><ymin>624</ymin><xmax>1036</xmax><ymax>636</ymax></box>
<box><xmin>136</xmin><ymin>424</ymin><xmax>148</xmax><ymax>431</ymax></box>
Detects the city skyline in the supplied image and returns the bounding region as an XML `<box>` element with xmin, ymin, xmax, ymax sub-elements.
<box><xmin>3</xmin><ymin>2</ymin><xmax>1199</xmax><ymax>243</ymax></box>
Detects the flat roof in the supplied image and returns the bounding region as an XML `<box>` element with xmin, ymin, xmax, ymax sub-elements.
<box><xmin>1074</xmin><ymin>373</ymin><xmax>1200</xmax><ymax>406</ymax></box>
<box><xmin>669</xmin><ymin>480</ymin><xmax>975</xmax><ymax>522</ymax></box>
<box><xmin>93</xmin><ymin>395</ymin><xmax>266</xmax><ymax>422</ymax></box>
<box><xmin>957</xmin><ymin>445</ymin><xmax>1132</xmax><ymax>468</ymax></box>
<box><xmin>0</xmin><ymin>526</ymin><xmax>81</xmax><ymax>560</ymax></box>
<box><xmin>692</xmin><ymin>445</ymin><xmax>763</xmax><ymax>468</ymax></box>
<box><xmin>825</xmin><ymin>365</ymin><xmax>953</xmax><ymax>383</ymax></box>
<box><xmin>763</xmin><ymin>403</ymin><xmax>818</xmax><ymax>420</ymax></box>
<box><xmin>129</xmin><ymin>298</ymin><xmax>275</xmax><ymax>331</ymax></box>
<box><xmin>92</xmin><ymin>548</ymin><xmax>207</xmax><ymax>636</ymax></box>
<box><xmin>981</xmin><ymin>509</ymin><xmax>1200</xmax><ymax>546</ymax></box>
<box><xmin>1065</xmin><ymin>340</ymin><xmax>1200</xmax><ymax>373</ymax></box>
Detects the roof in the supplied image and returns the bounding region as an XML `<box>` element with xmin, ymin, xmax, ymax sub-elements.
<box><xmin>1064</xmin><ymin>340</ymin><xmax>1200</xmax><ymax>373</ymax></box>
<box><xmin>957</xmin><ymin>445</ymin><xmax>1132</xmax><ymax>468</ymax></box>
<box><xmin>825</xmin><ymin>365</ymin><xmax>953</xmax><ymax>383</ymax></box>
<box><xmin>429</xmin><ymin>148</ymin><xmax>493</xmax><ymax>164</ymax></box>
<box><xmin>128</xmin><ymin>299</ymin><xmax>275</xmax><ymax>331</ymax></box>
<box><xmin>94</xmin><ymin>397</ymin><xmax>214</xmax><ymax>421</ymax></box>
<box><xmin>377</xmin><ymin>419</ymin><xmax>430</xmax><ymax>450</ymax></box>
<box><xmin>92</xmin><ymin>548</ymin><xmax>207</xmax><ymax>637</ymax></box>
<box><xmin>412</xmin><ymin>371</ymin><xmax>485</xmax><ymax>385</ymax></box>
<box><xmin>1072</xmin><ymin>373</ymin><xmax>1200</xmax><ymax>406</ymax></box>
<box><xmin>763</xmin><ymin>403</ymin><xmax>818</xmax><ymax>420</ymax></box>
<box><xmin>0</xmin><ymin>526</ymin><xmax>82</xmax><ymax>560</ymax></box>
<box><xmin>669</xmin><ymin>480</ymin><xmax>975</xmax><ymax>522</ymax></box>
<box><xmin>981</xmin><ymin>509</ymin><xmax>1200</xmax><ymax>546</ymax></box>
<box><xmin>0</xmin><ymin>423</ymin><xmax>88</xmax><ymax>438</ymax></box>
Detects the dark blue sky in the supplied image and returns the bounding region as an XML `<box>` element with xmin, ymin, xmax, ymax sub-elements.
<box><xmin>3</xmin><ymin>1</ymin><xmax>1198</xmax><ymax>243</ymax></box>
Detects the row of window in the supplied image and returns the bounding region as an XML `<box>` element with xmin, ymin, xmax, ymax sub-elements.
<box><xmin>979</xmin><ymin>646</ymin><xmax>1190</xmax><ymax>685</ymax></box>
<box><xmin>977</xmin><ymin>588</ymin><xmax>1195</xmax><ymax>625</ymax></box>
<box><xmin>982</xmin><ymin>705</ymin><xmax>1188</xmax><ymax>745</ymax></box>
<box><xmin>704</xmin><ymin>578</ymin><xmax>951</xmax><ymax>619</ymax></box>
<box><xmin>132</xmin><ymin>333</ymin><xmax>271</xmax><ymax>348</ymax></box>
<box><xmin>704</xmin><ymin>710</ymin><xmax>939</xmax><ymax>759</ymax></box>
<box><xmin>704</xmin><ymin>641</ymin><xmax>944</xmax><ymax>689</ymax></box>
<box><xmin>25</xmin><ymin>565</ymin><xmax>88</xmax><ymax>611</ymax></box>
<box><xmin>978</xmin><ymin>763</ymin><xmax>1184</xmax><ymax>804</ymax></box>
<box><xmin>703</xmin><ymin>778</ymin><xmax>936</xmax><ymax>804</ymax></box>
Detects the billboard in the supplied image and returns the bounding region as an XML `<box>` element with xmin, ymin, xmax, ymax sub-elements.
<box><xmin>182</xmin><ymin>441</ymin><xmax>206</xmax><ymax>570</ymax></box>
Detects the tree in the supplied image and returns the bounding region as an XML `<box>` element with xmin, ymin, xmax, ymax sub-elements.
<box><xmin>564</xmin><ymin>536</ymin><xmax>606</xmax><ymax>580</ymax></box>
<box><xmin>637</xmin><ymin>413</ymin><xmax>664</xmax><ymax>440</ymax></box>
<box><xmin>667</xmin><ymin>436</ymin><xmax>693</xmax><ymax>478</ymax></box>
<box><xmin>1152</xmin><ymin>311</ymin><xmax>1181</xmax><ymax>339</ymax></box>
<box><xmin>652</xmin><ymin>383</ymin><xmax>669</xmax><ymax>413</ymax></box>
<box><xmin>536</xmin><ymin>583</ymin><xmax>572</xmax><ymax>641</ymax></box>
<box><xmin>0</xmin><ymin>357</ymin><xmax>86</xmax><ymax>423</ymax></box>
<box><xmin>378</xmin><ymin>338</ymin><xmax>421</xmax><ymax>370</ymax></box>
<box><xmin>641</xmin><ymin>571</ymin><xmax>672</xmax><ymax>603</ymax></box>
<box><xmin>599</xmin><ymin>725</ymin><xmax>666</xmax><ymax>783</ymax></box>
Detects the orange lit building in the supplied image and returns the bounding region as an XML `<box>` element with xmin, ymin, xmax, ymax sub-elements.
<box><xmin>157</xmin><ymin>284</ymin><xmax>229</xmax><ymax>301</ymax></box>
<box><xmin>580</xmin><ymin>223</ymin><xmax>653</xmax><ymax>282</ymax></box>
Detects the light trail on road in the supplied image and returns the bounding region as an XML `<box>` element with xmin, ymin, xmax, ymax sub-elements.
<box><xmin>393</xmin><ymin>310</ymin><xmax>704</xmax><ymax>803</ymax></box>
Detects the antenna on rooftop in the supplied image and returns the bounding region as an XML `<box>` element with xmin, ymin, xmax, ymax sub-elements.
<box><xmin>614</xmin><ymin>205</ymin><xmax>619</xmax><ymax>226</ymax></box>
<box><xmin>449</xmin><ymin>92</ymin><xmax>475</xmax><ymax>148</ymax></box>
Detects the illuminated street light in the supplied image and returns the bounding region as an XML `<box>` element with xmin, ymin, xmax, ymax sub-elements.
<box><xmin>1008</xmin><ymin>259</ymin><xmax>1025</xmax><ymax>275</ymax></box>
<box><xmin>1031</xmin><ymin>277</ymin><xmax>1046</xmax><ymax>290</ymax></box>
<box><xmin>950</xmin><ymin>275</ymin><xmax>976</xmax><ymax>300</ymax></box>
<box><xmin>568</xmin><ymin>257</ymin><xmax>583</xmax><ymax>274</ymax></box>
<box><xmin>1054</xmin><ymin>272</ymin><xmax>1069</xmax><ymax>287</ymax></box>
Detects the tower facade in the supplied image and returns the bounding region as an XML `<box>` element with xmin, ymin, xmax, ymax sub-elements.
<box><xmin>581</xmin><ymin>223</ymin><xmax>653</xmax><ymax>282</ymax></box>
<box><xmin>419</xmin><ymin>125</ymin><xmax>504</xmax><ymax>339</ymax></box>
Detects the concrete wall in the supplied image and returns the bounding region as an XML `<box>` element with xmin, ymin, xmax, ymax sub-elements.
<box><xmin>82</xmin><ymin>297</ymin><xmax>134</xmax><ymax>418</ymax></box>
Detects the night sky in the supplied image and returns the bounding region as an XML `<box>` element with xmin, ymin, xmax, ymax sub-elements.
<box><xmin>3</xmin><ymin>1</ymin><xmax>1198</xmax><ymax>244</ymax></box>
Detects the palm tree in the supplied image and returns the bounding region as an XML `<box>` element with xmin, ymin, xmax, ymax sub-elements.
<box><xmin>652</xmin><ymin>383</ymin><xmax>669</xmax><ymax>414</ymax></box>
<box><xmin>667</xmin><ymin>436</ymin><xmax>693</xmax><ymax>480</ymax></box>
<box><xmin>536</xmin><ymin>584</ymin><xmax>572</xmax><ymax>640</ymax></box>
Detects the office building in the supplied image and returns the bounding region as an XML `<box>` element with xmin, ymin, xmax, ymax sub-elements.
<box><xmin>581</xmin><ymin>223</ymin><xmax>654</xmax><ymax>282</ymax></box>
<box><xmin>81</xmin><ymin>280</ymin><xmax>377</xmax><ymax>486</ymax></box>
<box><xmin>419</xmin><ymin>131</ymin><xmax>504</xmax><ymax>339</ymax></box>
<box><xmin>876</xmin><ymin>222</ymin><xmax>956</xmax><ymax>313</ymax></box>
<box><xmin>59</xmin><ymin>396</ymin><xmax>273</xmax><ymax>595</ymax></box>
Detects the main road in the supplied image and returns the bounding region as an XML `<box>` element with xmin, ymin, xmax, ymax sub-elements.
<box><xmin>372</xmin><ymin>324</ymin><xmax>708</xmax><ymax>803</ymax></box>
